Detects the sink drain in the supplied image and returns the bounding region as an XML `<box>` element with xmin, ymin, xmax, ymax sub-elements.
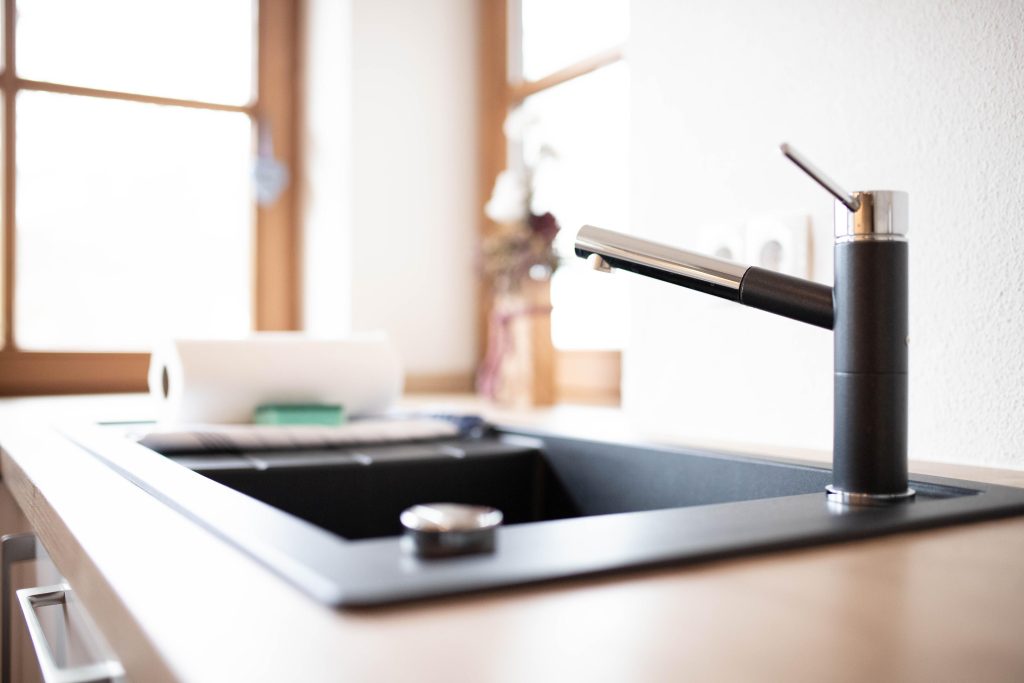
<box><xmin>400</xmin><ymin>503</ymin><xmax>503</xmax><ymax>559</ymax></box>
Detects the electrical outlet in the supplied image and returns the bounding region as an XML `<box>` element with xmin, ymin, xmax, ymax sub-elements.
<box><xmin>745</xmin><ymin>215</ymin><xmax>812</xmax><ymax>278</ymax></box>
<box><xmin>695</xmin><ymin>223</ymin><xmax>745</xmax><ymax>263</ymax></box>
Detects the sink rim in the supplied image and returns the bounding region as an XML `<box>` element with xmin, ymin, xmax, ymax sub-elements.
<box><xmin>59</xmin><ymin>422</ymin><xmax>1024</xmax><ymax>608</ymax></box>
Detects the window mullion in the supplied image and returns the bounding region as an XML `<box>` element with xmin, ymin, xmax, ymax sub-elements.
<box><xmin>2</xmin><ymin>0</ymin><xmax>17</xmax><ymax>350</ymax></box>
<box><xmin>16</xmin><ymin>78</ymin><xmax>254</xmax><ymax>115</ymax></box>
<box><xmin>508</xmin><ymin>45</ymin><xmax>624</xmax><ymax>104</ymax></box>
<box><xmin>253</xmin><ymin>0</ymin><xmax>299</xmax><ymax>331</ymax></box>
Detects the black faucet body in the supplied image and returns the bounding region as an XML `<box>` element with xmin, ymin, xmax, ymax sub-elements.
<box><xmin>733</xmin><ymin>235</ymin><xmax>911</xmax><ymax>497</ymax></box>
<box><xmin>832</xmin><ymin>238</ymin><xmax>909</xmax><ymax>497</ymax></box>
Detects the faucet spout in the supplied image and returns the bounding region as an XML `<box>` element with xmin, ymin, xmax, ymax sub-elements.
<box><xmin>575</xmin><ymin>225</ymin><xmax>833</xmax><ymax>329</ymax></box>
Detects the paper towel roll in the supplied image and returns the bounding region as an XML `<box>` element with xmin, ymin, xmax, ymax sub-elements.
<box><xmin>149</xmin><ymin>333</ymin><xmax>404</xmax><ymax>424</ymax></box>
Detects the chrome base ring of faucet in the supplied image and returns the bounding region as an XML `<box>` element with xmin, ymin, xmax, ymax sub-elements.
<box><xmin>825</xmin><ymin>485</ymin><xmax>917</xmax><ymax>507</ymax></box>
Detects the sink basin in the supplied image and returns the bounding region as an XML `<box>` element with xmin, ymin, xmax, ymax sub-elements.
<box><xmin>65</xmin><ymin>424</ymin><xmax>1024</xmax><ymax>607</ymax></box>
<box><xmin>176</xmin><ymin>434</ymin><xmax>834</xmax><ymax>540</ymax></box>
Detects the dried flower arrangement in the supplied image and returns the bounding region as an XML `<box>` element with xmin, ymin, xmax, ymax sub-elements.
<box><xmin>481</xmin><ymin>112</ymin><xmax>561</xmax><ymax>293</ymax></box>
<box><xmin>477</xmin><ymin>109</ymin><xmax>561</xmax><ymax>403</ymax></box>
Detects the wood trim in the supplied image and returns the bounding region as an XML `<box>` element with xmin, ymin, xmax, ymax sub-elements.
<box><xmin>2</xmin><ymin>0</ymin><xmax>16</xmax><ymax>350</ymax></box>
<box><xmin>554</xmin><ymin>350</ymin><xmax>621</xmax><ymax>405</ymax></box>
<box><xmin>0</xmin><ymin>352</ymin><xmax>149</xmax><ymax>396</ymax></box>
<box><xmin>404</xmin><ymin>372</ymin><xmax>475</xmax><ymax>395</ymax></box>
<box><xmin>476</xmin><ymin>0</ymin><xmax>508</xmax><ymax>364</ymax></box>
<box><xmin>16</xmin><ymin>79</ymin><xmax>254</xmax><ymax>114</ymax></box>
<box><xmin>254</xmin><ymin>0</ymin><xmax>301</xmax><ymax>331</ymax></box>
<box><xmin>526</xmin><ymin>278</ymin><xmax>556</xmax><ymax>405</ymax></box>
<box><xmin>509</xmin><ymin>45</ymin><xmax>625</xmax><ymax>103</ymax></box>
<box><xmin>0</xmin><ymin>354</ymin><xmax>478</xmax><ymax>399</ymax></box>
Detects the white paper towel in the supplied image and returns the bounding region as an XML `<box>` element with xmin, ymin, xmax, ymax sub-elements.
<box><xmin>149</xmin><ymin>333</ymin><xmax>404</xmax><ymax>424</ymax></box>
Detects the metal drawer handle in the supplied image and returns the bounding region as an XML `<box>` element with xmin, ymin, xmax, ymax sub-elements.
<box><xmin>1</xmin><ymin>532</ymin><xmax>38</xmax><ymax>683</ymax></box>
<box><xmin>16</xmin><ymin>584</ymin><xmax>125</xmax><ymax>683</ymax></box>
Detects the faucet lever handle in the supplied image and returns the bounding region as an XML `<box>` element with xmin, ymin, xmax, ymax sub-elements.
<box><xmin>780</xmin><ymin>143</ymin><xmax>860</xmax><ymax>213</ymax></box>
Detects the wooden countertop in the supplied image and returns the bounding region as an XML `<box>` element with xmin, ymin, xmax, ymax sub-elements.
<box><xmin>1</xmin><ymin>394</ymin><xmax>1022</xmax><ymax>682</ymax></box>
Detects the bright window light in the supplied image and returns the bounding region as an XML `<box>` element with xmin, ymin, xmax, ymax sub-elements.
<box><xmin>17</xmin><ymin>0</ymin><xmax>254</xmax><ymax>105</ymax></box>
<box><xmin>520</xmin><ymin>0</ymin><xmax>629</xmax><ymax>81</ymax></box>
<box><xmin>15</xmin><ymin>92</ymin><xmax>253</xmax><ymax>351</ymax></box>
<box><xmin>520</xmin><ymin>61</ymin><xmax>630</xmax><ymax>350</ymax></box>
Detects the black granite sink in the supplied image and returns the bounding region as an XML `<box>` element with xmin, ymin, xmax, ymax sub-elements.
<box><xmin>64</xmin><ymin>425</ymin><xmax>1024</xmax><ymax>607</ymax></box>
<box><xmin>176</xmin><ymin>434</ymin><xmax>833</xmax><ymax>540</ymax></box>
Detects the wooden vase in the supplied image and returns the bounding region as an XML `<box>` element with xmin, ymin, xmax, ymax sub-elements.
<box><xmin>490</xmin><ymin>277</ymin><xmax>556</xmax><ymax>408</ymax></box>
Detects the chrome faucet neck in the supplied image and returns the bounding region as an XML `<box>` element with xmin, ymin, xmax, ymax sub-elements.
<box><xmin>835</xmin><ymin>191</ymin><xmax>909</xmax><ymax>242</ymax></box>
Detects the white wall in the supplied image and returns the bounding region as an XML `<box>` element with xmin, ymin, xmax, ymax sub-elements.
<box><xmin>302</xmin><ymin>0</ymin><xmax>353</xmax><ymax>337</ymax></box>
<box><xmin>626</xmin><ymin>0</ymin><xmax>1024</xmax><ymax>468</ymax></box>
<box><xmin>302</xmin><ymin>0</ymin><xmax>479</xmax><ymax>377</ymax></box>
<box><xmin>350</xmin><ymin>0</ymin><xmax>479</xmax><ymax>376</ymax></box>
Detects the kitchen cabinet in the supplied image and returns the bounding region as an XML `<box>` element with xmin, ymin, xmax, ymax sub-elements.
<box><xmin>0</xmin><ymin>482</ymin><xmax>41</xmax><ymax>683</ymax></box>
<box><xmin>0</xmin><ymin>482</ymin><xmax>124</xmax><ymax>683</ymax></box>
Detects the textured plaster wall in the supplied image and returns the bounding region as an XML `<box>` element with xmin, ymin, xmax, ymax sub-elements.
<box><xmin>626</xmin><ymin>0</ymin><xmax>1024</xmax><ymax>468</ymax></box>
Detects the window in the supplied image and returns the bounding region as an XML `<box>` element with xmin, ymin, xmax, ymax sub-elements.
<box><xmin>486</xmin><ymin>0</ymin><xmax>629</xmax><ymax>402</ymax></box>
<box><xmin>0</xmin><ymin>0</ymin><xmax>300</xmax><ymax>395</ymax></box>
<box><xmin>519</xmin><ymin>61</ymin><xmax>629</xmax><ymax>350</ymax></box>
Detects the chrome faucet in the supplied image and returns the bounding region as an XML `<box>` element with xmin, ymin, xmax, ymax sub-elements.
<box><xmin>575</xmin><ymin>144</ymin><xmax>913</xmax><ymax>506</ymax></box>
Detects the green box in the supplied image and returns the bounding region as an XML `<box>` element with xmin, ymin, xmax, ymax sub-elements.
<box><xmin>253</xmin><ymin>404</ymin><xmax>346</xmax><ymax>426</ymax></box>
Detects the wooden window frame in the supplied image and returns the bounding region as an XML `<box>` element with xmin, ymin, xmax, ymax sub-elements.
<box><xmin>0</xmin><ymin>0</ymin><xmax>301</xmax><ymax>396</ymax></box>
<box><xmin>479</xmin><ymin>0</ymin><xmax>624</xmax><ymax>405</ymax></box>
